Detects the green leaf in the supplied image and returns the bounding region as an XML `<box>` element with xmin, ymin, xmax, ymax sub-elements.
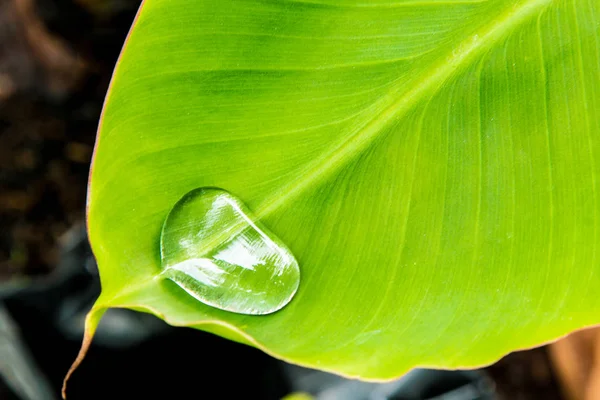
<box><xmin>282</xmin><ymin>393</ymin><xmax>314</xmax><ymax>400</ymax></box>
<box><xmin>73</xmin><ymin>0</ymin><xmax>600</xmax><ymax>388</ymax></box>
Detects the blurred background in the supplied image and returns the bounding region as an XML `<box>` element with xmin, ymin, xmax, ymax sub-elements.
<box><xmin>0</xmin><ymin>1</ymin><xmax>597</xmax><ymax>399</ymax></box>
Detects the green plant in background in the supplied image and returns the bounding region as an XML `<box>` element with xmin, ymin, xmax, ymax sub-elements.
<box><xmin>64</xmin><ymin>0</ymin><xmax>600</xmax><ymax>396</ymax></box>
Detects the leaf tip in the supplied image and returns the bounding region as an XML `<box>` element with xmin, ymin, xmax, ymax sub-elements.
<box><xmin>62</xmin><ymin>307</ymin><xmax>106</xmax><ymax>399</ymax></box>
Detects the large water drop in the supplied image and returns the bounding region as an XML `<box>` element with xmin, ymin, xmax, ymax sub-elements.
<box><xmin>159</xmin><ymin>187</ymin><xmax>300</xmax><ymax>315</ymax></box>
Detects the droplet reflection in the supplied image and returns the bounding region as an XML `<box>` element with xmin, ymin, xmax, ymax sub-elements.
<box><xmin>159</xmin><ymin>187</ymin><xmax>300</xmax><ymax>315</ymax></box>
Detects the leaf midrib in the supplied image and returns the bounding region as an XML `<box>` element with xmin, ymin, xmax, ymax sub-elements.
<box><xmin>254</xmin><ymin>0</ymin><xmax>553</xmax><ymax>219</ymax></box>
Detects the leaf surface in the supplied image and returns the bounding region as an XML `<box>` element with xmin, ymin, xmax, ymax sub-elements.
<box><xmin>86</xmin><ymin>0</ymin><xmax>600</xmax><ymax>380</ymax></box>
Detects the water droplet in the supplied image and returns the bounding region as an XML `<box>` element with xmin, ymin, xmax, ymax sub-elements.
<box><xmin>159</xmin><ymin>187</ymin><xmax>300</xmax><ymax>315</ymax></box>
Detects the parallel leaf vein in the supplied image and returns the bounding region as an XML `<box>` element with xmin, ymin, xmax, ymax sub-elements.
<box><xmin>255</xmin><ymin>0</ymin><xmax>553</xmax><ymax>218</ymax></box>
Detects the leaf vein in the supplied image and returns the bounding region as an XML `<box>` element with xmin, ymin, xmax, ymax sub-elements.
<box><xmin>254</xmin><ymin>0</ymin><xmax>554</xmax><ymax>219</ymax></box>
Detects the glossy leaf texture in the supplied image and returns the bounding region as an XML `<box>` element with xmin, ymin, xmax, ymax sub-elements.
<box><xmin>86</xmin><ymin>0</ymin><xmax>600</xmax><ymax>381</ymax></box>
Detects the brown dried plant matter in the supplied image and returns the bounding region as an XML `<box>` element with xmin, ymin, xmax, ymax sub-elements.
<box><xmin>0</xmin><ymin>0</ymin><xmax>85</xmax><ymax>100</ymax></box>
<box><xmin>550</xmin><ymin>327</ymin><xmax>600</xmax><ymax>400</ymax></box>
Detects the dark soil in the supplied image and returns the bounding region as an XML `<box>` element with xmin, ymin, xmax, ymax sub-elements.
<box><xmin>0</xmin><ymin>1</ymin><xmax>566</xmax><ymax>398</ymax></box>
<box><xmin>0</xmin><ymin>0</ymin><xmax>138</xmax><ymax>279</ymax></box>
